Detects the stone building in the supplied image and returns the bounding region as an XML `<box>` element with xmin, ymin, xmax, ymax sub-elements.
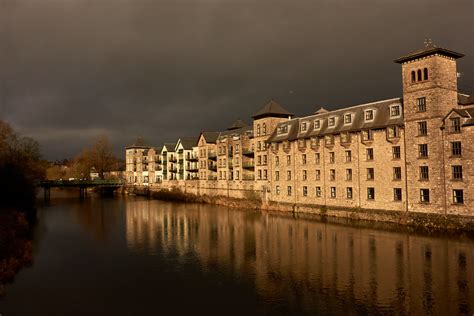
<box><xmin>125</xmin><ymin>43</ymin><xmax>473</xmax><ymax>218</ymax></box>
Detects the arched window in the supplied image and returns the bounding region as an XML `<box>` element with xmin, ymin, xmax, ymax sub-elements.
<box><xmin>262</xmin><ymin>123</ymin><xmax>266</xmax><ymax>135</ymax></box>
<box><xmin>257</xmin><ymin>124</ymin><xmax>261</xmax><ymax>136</ymax></box>
<box><xmin>411</xmin><ymin>71</ymin><xmax>416</xmax><ymax>83</ymax></box>
<box><xmin>423</xmin><ymin>68</ymin><xmax>428</xmax><ymax>80</ymax></box>
<box><xmin>417</xmin><ymin>69</ymin><xmax>422</xmax><ymax>82</ymax></box>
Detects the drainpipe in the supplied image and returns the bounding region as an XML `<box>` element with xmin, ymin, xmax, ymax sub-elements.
<box><xmin>440</xmin><ymin>126</ymin><xmax>447</xmax><ymax>215</ymax></box>
<box><xmin>402</xmin><ymin>126</ymin><xmax>409</xmax><ymax>213</ymax></box>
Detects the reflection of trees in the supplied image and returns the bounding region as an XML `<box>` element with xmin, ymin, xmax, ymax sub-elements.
<box><xmin>125</xmin><ymin>201</ymin><xmax>474</xmax><ymax>314</ymax></box>
<box><xmin>73</xmin><ymin>198</ymin><xmax>119</xmax><ymax>241</ymax></box>
<box><xmin>0</xmin><ymin>212</ymin><xmax>33</xmax><ymax>296</ymax></box>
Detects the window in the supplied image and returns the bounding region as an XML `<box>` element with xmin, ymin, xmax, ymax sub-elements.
<box><xmin>236</xmin><ymin>171</ymin><xmax>239</xmax><ymax>180</ymax></box>
<box><xmin>257</xmin><ymin>170</ymin><xmax>261</xmax><ymax>180</ymax></box>
<box><xmin>367</xmin><ymin>168</ymin><xmax>374</xmax><ymax>180</ymax></box>
<box><xmin>451</xmin><ymin>142</ymin><xmax>462</xmax><ymax>156</ymax></box>
<box><xmin>393</xmin><ymin>167</ymin><xmax>402</xmax><ymax>180</ymax></box>
<box><xmin>302</xmin><ymin>170</ymin><xmax>307</xmax><ymax>181</ymax></box>
<box><xmin>367</xmin><ymin>187</ymin><xmax>375</xmax><ymax>200</ymax></box>
<box><xmin>303</xmin><ymin>186</ymin><xmax>308</xmax><ymax>196</ymax></box>
<box><xmin>262</xmin><ymin>123</ymin><xmax>266</xmax><ymax>135</ymax></box>
<box><xmin>302</xmin><ymin>154</ymin><xmax>307</xmax><ymax>165</ymax></box>
<box><xmin>423</xmin><ymin>68</ymin><xmax>428</xmax><ymax>81</ymax></box>
<box><xmin>257</xmin><ymin>141</ymin><xmax>261</xmax><ymax>151</ymax></box>
<box><xmin>366</xmin><ymin>148</ymin><xmax>374</xmax><ymax>161</ymax></box>
<box><xmin>300</xmin><ymin>121</ymin><xmax>308</xmax><ymax>132</ymax></box>
<box><xmin>346</xmin><ymin>169</ymin><xmax>352</xmax><ymax>181</ymax></box>
<box><xmin>328</xmin><ymin>117</ymin><xmax>336</xmax><ymax>127</ymax></box>
<box><xmin>287</xmin><ymin>171</ymin><xmax>291</xmax><ymax>180</ymax></box>
<box><xmin>316</xmin><ymin>187</ymin><xmax>321</xmax><ymax>197</ymax></box>
<box><xmin>345</xmin><ymin>150</ymin><xmax>352</xmax><ymax>162</ymax></box>
<box><xmin>315</xmin><ymin>153</ymin><xmax>320</xmax><ymax>164</ymax></box>
<box><xmin>287</xmin><ymin>186</ymin><xmax>292</xmax><ymax>196</ymax></box>
<box><xmin>387</xmin><ymin>126</ymin><xmax>398</xmax><ymax>138</ymax></box>
<box><xmin>325</xmin><ymin>135</ymin><xmax>335</xmax><ymax>145</ymax></box>
<box><xmin>420</xmin><ymin>189</ymin><xmax>430</xmax><ymax>203</ymax></box>
<box><xmin>144</xmin><ymin>176</ymin><xmax>149</xmax><ymax>183</ymax></box>
<box><xmin>316</xmin><ymin>169</ymin><xmax>321</xmax><ymax>181</ymax></box>
<box><xmin>263</xmin><ymin>170</ymin><xmax>267</xmax><ymax>180</ymax></box>
<box><xmin>420</xmin><ymin>166</ymin><xmax>429</xmax><ymax>180</ymax></box>
<box><xmin>362</xmin><ymin>130</ymin><xmax>373</xmax><ymax>141</ymax></box>
<box><xmin>417</xmin><ymin>97</ymin><xmax>426</xmax><ymax>112</ymax></box>
<box><xmin>278</xmin><ymin>125</ymin><xmax>289</xmax><ymax>134</ymax></box>
<box><xmin>340</xmin><ymin>132</ymin><xmax>350</xmax><ymax>144</ymax></box>
<box><xmin>347</xmin><ymin>187</ymin><xmax>353</xmax><ymax>199</ymax></box>
<box><xmin>452</xmin><ymin>165</ymin><xmax>463</xmax><ymax>180</ymax></box>
<box><xmin>365</xmin><ymin>110</ymin><xmax>374</xmax><ymax>121</ymax></box>
<box><xmin>330</xmin><ymin>169</ymin><xmax>336</xmax><ymax>181</ymax></box>
<box><xmin>275</xmin><ymin>171</ymin><xmax>279</xmax><ymax>181</ymax></box>
<box><xmin>344</xmin><ymin>114</ymin><xmax>352</xmax><ymax>124</ymax></box>
<box><xmin>393</xmin><ymin>146</ymin><xmax>401</xmax><ymax>159</ymax></box>
<box><xmin>453</xmin><ymin>190</ymin><xmax>464</xmax><ymax>204</ymax></box>
<box><xmin>314</xmin><ymin>120</ymin><xmax>321</xmax><ymax>130</ymax></box>
<box><xmin>419</xmin><ymin>144</ymin><xmax>428</xmax><ymax>158</ymax></box>
<box><xmin>310</xmin><ymin>137</ymin><xmax>319</xmax><ymax>147</ymax></box>
<box><xmin>411</xmin><ymin>71</ymin><xmax>416</xmax><ymax>83</ymax></box>
<box><xmin>417</xmin><ymin>69</ymin><xmax>422</xmax><ymax>81</ymax></box>
<box><xmin>329</xmin><ymin>152</ymin><xmax>335</xmax><ymax>163</ymax></box>
<box><xmin>450</xmin><ymin>117</ymin><xmax>461</xmax><ymax>133</ymax></box>
<box><xmin>257</xmin><ymin>155</ymin><xmax>262</xmax><ymax>165</ymax></box>
<box><xmin>330</xmin><ymin>187</ymin><xmax>336</xmax><ymax>198</ymax></box>
<box><xmin>394</xmin><ymin>188</ymin><xmax>402</xmax><ymax>201</ymax></box>
<box><xmin>275</xmin><ymin>185</ymin><xmax>280</xmax><ymax>195</ymax></box>
<box><xmin>390</xmin><ymin>105</ymin><xmax>400</xmax><ymax>117</ymax></box>
<box><xmin>418</xmin><ymin>121</ymin><xmax>427</xmax><ymax>136</ymax></box>
<box><xmin>287</xmin><ymin>155</ymin><xmax>291</xmax><ymax>165</ymax></box>
<box><xmin>257</xmin><ymin>124</ymin><xmax>261</xmax><ymax>136</ymax></box>
<box><xmin>275</xmin><ymin>156</ymin><xmax>280</xmax><ymax>166</ymax></box>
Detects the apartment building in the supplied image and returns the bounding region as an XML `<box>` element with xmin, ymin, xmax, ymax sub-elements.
<box><xmin>125</xmin><ymin>43</ymin><xmax>473</xmax><ymax>216</ymax></box>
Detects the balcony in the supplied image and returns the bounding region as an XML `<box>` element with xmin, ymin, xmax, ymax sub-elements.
<box><xmin>242</xmin><ymin>161</ymin><xmax>255</xmax><ymax>170</ymax></box>
<box><xmin>242</xmin><ymin>148</ymin><xmax>254</xmax><ymax>157</ymax></box>
<box><xmin>169</xmin><ymin>156</ymin><xmax>177</xmax><ymax>163</ymax></box>
<box><xmin>208</xmin><ymin>151</ymin><xmax>217</xmax><ymax>161</ymax></box>
<box><xmin>187</xmin><ymin>154</ymin><xmax>199</xmax><ymax>162</ymax></box>
<box><xmin>208</xmin><ymin>175</ymin><xmax>218</xmax><ymax>181</ymax></box>
<box><xmin>170</xmin><ymin>167</ymin><xmax>178</xmax><ymax>173</ymax></box>
<box><xmin>187</xmin><ymin>166</ymin><xmax>199</xmax><ymax>172</ymax></box>
<box><xmin>228</xmin><ymin>161</ymin><xmax>233</xmax><ymax>169</ymax></box>
<box><xmin>228</xmin><ymin>150</ymin><xmax>233</xmax><ymax>157</ymax></box>
<box><xmin>208</xmin><ymin>164</ymin><xmax>217</xmax><ymax>172</ymax></box>
<box><xmin>242</xmin><ymin>174</ymin><xmax>255</xmax><ymax>181</ymax></box>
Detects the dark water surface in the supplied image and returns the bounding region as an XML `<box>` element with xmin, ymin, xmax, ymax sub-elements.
<box><xmin>1</xmin><ymin>194</ymin><xmax>473</xmax><ymax>315</ymax></box>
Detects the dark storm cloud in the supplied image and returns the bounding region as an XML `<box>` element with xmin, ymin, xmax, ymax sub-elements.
<box><xmin>1</xmin><ymin>0</ymin><xmax>473</xmax><ymax>159</ymax></box>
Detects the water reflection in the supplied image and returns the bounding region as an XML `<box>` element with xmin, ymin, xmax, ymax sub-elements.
<box><xmin>125</xmin><ymin>199</ymin><xmax>474</xmax><ymax>315</ymax></box>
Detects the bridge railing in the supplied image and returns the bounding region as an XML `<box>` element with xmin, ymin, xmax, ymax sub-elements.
<box><xmin>38</xmin><ymin>179</ymin><xmax>124</xmax><ymax>187</ymax></box>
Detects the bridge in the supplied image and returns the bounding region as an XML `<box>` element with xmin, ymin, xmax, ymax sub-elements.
<box><xmin>39</xmin><ymin>179</ymin><xmax>123</xmax><ymax>199</ymax></box>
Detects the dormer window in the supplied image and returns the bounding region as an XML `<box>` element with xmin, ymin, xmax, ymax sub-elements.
<box><xmin>390</xmin><ymin>105</ymin><xmax>401</xmax><ymax>117</ymax></box>
<box><xmin>277</xmin><ymin>125</ymin><xmax>289</xmax><ymax>135</ymax></box>
<box><xmin>365</xmin><ymin>110</ymin><xmax>374</xmax><ymax>121</ymax></box>
<box><xmin>328</xmin><ymin>117</ymin><xmax>336</xmax><ymax>127</ymax></box>
<box><xmin>314</xmin><ymin>119</ymin><xmax>321</xmax><ymax>130</ymax></box>
<box><xmin>344</xmin><ymin>113</ymin><xmax>352</xmax><ymax>124</ymax></box>
<box><xmin>300</xmin><ymin>121</ymin><xmax>308</xmax><ymax>132</ymax></box>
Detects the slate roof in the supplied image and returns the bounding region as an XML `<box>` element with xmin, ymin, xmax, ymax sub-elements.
<box><xmin>227</xmin><ymin>119</ymin><xmax>248</xmax><ymax>130</ymax></box>
<box><xmin>267</xmin><ymin>98</ymin><xmax>403</xmax><ymax>143</ymax></box>
<box><xmin>126</xmin><ymin>136</ymin><xmax>150</xmax><ymax>149</ymax></box>
<box><xmin>219</xmin><ymin>125</ymin><xmax>253</xmax><ymax>138</ymax></box>
<box><xmin>458</xmin><ymin>93</ymin><xmax>474</xmax><ymax>106</ymax></box>
<box><xmin>177</xmin><ymin>137</ymin><xmax>198</xmax><ymax>150</ymax></box>
<box><xmin>252</xmin><ymin>100</ymin><xmax>294</xmax><ymax>119</ymax></box>
<box><xmin>200</xmin><ymin>131</ymin><xmax>221</xmax><ymax>144</ymax></box>
<box><xmin>394</xmin><ymin>45</ymin><xmax>464</xmax><ymax>64</ymax></box>
<box><xmin>162</xmin><ymin>142</ymin><xmax>176</xmax><ymax>152</ymax></box>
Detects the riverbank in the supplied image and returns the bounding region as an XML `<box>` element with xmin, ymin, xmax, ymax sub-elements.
<box><xmin>126</xmin><ymin>186</ymin><xmax>474</xmax><ymax>232</ymax></box>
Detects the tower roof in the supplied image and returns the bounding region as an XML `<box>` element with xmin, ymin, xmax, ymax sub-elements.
<box><xmin>314</xmin><ymin>107</ymin><xmax>329</xmax><ymax>114</ymax></box>
<box><xmin>126</xmin><ymin>136</ymin><xmax>150</xmax><ymax>149</ymax></box>
<box><xmin>252</xmin><ymin>100</ymin><xmax>293</xmax><ymax>120</ymax></box>
<box><xmin>394</xmin><ymin>42</ymin><xmax>464</xmax><ymax>64</ymax></box>
<box><xmin>227</xmin><ymin>119</ymin><xmax>248</xmax><ymax>130</ymax></box>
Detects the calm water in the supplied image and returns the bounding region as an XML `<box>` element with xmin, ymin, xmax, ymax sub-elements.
<box><xmin>1</xmin><ymin>194</ymin><xmax>473</xmax><ymax>315</ymax></box>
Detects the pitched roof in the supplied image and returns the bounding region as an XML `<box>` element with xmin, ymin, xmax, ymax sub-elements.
<box><xmin>315</xmin><ymin>107</ymin><xmax>329</xmax><ymax>114</ymax></box>
<box><xmin>162</xmin><ymin>142</ymin><xmax>176</xmax><ymax>152</ymax></box>
<box><xmin>126</xmin><ymin>136</ymin><xmax>150</xmax><ymax>149</ymax></box>
<box><xmin>200</xmin><ymin>131</ymin><xmax>221</xmax><ymax>144</ymax></box>
<box><xmin>252</xmin><ymin>100</ymin><xmax>293</xmax><ymax>120</ymax></box>
<box><xmin>177</xmin><ymin>137</ymin><xmax>198</xmax><ymax>150</ymax></box>
<box><xmin>458</xmin><ymin>93</ymin><xmax>474</xmax><ymax>106</ymax></box>
<box><xmin>267</xmin><ymin>98</ymin><xmax>403</xmax><ymax>143</ymax></box>
<box><xmin>227</xmin><ymin>119</ymin><xmax>248</xmax><ymax>130</ymax></box>
<box><xmin>394</xmin><ymin>44</ymin><xmax>464</xmax><ymax>64</ymax></box>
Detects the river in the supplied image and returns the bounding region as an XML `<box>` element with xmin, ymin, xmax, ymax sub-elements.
<box><xmin>0</xmin><ymin>193</ymin><xmax>473</xmax><ymax>315</ymax></box>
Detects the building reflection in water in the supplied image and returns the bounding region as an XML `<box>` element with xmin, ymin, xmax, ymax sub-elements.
<box><xmin>125</xmin><ymin>199</ymin><xmax>473</xmax><ymax>314</ymax></box>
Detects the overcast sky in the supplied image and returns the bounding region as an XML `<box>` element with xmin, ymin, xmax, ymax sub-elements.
<box><xmin>1</xmin><ymin>0</ymin><xmax>473</xmax><ymax>160</ymax></box>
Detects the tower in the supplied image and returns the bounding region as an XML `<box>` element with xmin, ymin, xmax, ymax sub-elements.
<box><xmin>395</xmin><ymin>42</ymin><xmax>464</xmax><ymax>213</ymax></box>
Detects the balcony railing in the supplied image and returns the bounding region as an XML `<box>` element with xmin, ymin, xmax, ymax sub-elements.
<box><xmin>187</xmin><ymin>154</ymin><xmax>199</xmax><ymax>161</ymax></box>
<box><xmin>242</xmin><ymin>148</ymin><xmax>254</xmax><ymax>157</ymax></box>
<box><xmin>208</xmin><ymin>175</ymin><xmax>217</xmax><ymax>181</ymax></box>
<box><xmin>208</xmin><ymin>151</ymin><xmax>217</xmax><ymax>160</ymax></box>
<box><xmin>242</xmin><ymin>174</ymin><xmax>255</xmax><ymax>181</ymax></box>
<box><xmin>208</xmin><ymin>164</ymin><xmax>217</xmax><ymax>172</ymax></box>
<box><xmin>169</xmin><ymin>156</ymin><xmax>177</xmax><ymax>162</ymax></box>
<box><xmin>242</xmin><ymin>161</ymin><xmax>255</xmax><ymax>169</ymax></box>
